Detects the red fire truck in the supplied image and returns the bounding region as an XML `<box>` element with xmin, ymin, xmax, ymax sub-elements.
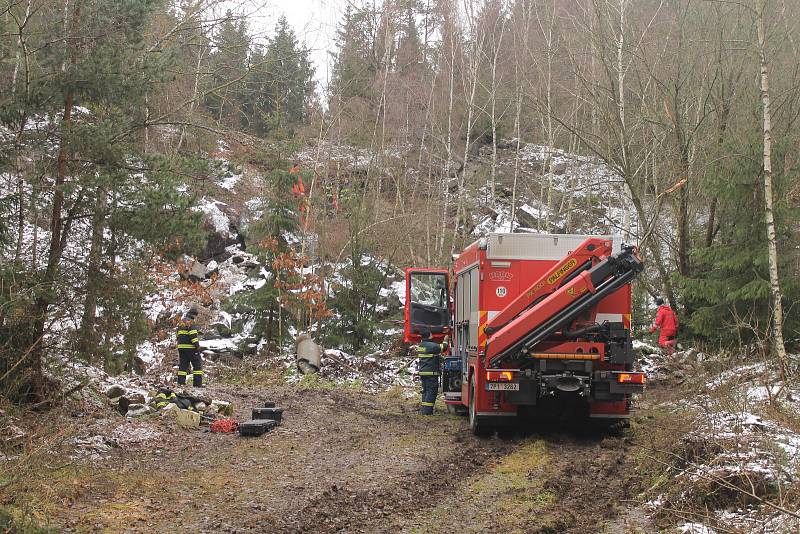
<box><xmin>404</xmin><ymin>233</ymin><xmax>646</xmax><ymax>434</ymax></box>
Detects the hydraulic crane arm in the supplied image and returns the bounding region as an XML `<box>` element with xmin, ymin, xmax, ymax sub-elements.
<box><xmin>485</xmin><ymin>237</ymin><xmax>613</xmax><ymax>335</ymax></box>
<box><xmin>486</xmin><ymin>245</ymin><xmax>644</xmax><ymax>368</ymax></box>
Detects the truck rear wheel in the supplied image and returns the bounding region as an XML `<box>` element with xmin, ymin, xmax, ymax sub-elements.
<box><xmin>469</xmin><ymin>380</ymin><xmax>489</xmax><ymax>436</ymax></box>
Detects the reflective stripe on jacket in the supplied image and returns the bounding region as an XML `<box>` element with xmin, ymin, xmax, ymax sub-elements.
<box><xmin>417</xmin><ymin>340</ymin><xmax>446</xmax><ymax>376</ymax></box>
<box><xmin>177</xmin><ymin>323</ymin><xmax>200</xmax><ymax>350</ymax></box>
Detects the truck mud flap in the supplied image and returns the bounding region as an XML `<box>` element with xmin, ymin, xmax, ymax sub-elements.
<box><xmin>504</xmin><ymin>378</ymin><xmax>538</xmax><ymax>405</ymax></box>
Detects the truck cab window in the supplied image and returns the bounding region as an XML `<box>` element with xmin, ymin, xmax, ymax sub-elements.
<box><xmin>409</xmin><ymin>272</ymin><xmax>449</xmax><ymax>333</ymax></box>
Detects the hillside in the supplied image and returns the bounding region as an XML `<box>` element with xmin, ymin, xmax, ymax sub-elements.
<box><xmin>3</xmin><ymin>0</ymin><xmax>800</xmax><ymax>532</ymax></box>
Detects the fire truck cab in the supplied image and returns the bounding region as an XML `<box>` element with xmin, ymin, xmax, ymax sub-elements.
<box><xmin>405</xmin><ymin>233</ymin><xmax>646</xmax><ymax>434</ymax></box>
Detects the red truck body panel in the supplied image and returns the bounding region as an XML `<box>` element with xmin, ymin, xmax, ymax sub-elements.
<box><xmin>446</xmin><ymin>233</ymin><xmax>641</xmax><ymax>424</ymax></box>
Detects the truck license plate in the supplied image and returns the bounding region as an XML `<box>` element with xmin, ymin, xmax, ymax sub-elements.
<box><xmin>486</xmin><ymin>382</ymin><xmax>519</xmax><ymax>391</ymax></box>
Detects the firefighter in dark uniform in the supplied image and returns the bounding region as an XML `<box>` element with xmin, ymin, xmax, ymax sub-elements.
<box><xmin>176</xmin><ymin>308</ymin><xmax>203</xmax><ymax>387</ymax></box>
<box><xmin>416</xmin><ymin>331</ymin><xmax>447</xmax><ymax>415</ymax></box>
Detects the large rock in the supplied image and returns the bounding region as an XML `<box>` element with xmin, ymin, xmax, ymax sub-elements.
<box><xmin>125</xmin><ymin>393</ymin><xmax>146</xmax><ymax>404</ymax></box>
<box><xmin>201</xmin><ymin>231</ymin><xmax>235</xmax><ymax>261</ymax></box>
<box><xmin>106</xmin><ymin>384</ymin><xmax>126</xmax><ymax>398</ymax></box>
<box><xmin>179</xmin><ymin>255</ymin><xmax>207</xmax><ymax>281</ymax></box>
<box><xmin>126</xmin><ymin>404</ymin><xmax>150</xmax><ymax>417</ymax></box>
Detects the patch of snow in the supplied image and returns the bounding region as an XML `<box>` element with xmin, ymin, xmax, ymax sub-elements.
<box><xmin>218</xmin><ymin>310</ymin><xmax>233</xmax><ymax>329</ymax></box>
<box><xmin>217</xmin><ymin>172</ymin><xmax>241</xmax><ymax>190</ymax></box>
<box><xmin>678</xmin><ymin>523</ymin><xmax>716</xmax><ymax>534</ymax></box>
<box><xmin>194</xmin><ymin>198</ymin><xmax>233</xmax><ymax>238</ymax></box>
<box><xmin>200</xmin><ymin>338</ymin><xmax>239</xmax><ymax>351</ymax></box>
<box><xmin>706</xmin><ymin>361</ymin><xmax>768</xmax><ymax>389</ymax></box>
<box><xmin>136</xmin><ymin>340</ymin><xmax>161</xmax><ymax>369</ymax></box>
<box><xmin>380</xmin><ymin>280</ymin><xmax>407</xmax><ymax>305</ymax></box>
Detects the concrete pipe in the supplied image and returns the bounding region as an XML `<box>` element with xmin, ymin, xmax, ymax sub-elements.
<box><xmin>296</xmin><ymin>333</ymin><xmax>321</xmax><ymax>374</ymax></box>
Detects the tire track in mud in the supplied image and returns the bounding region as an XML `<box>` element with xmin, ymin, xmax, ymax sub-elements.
<box><xmin>46</xmin><ymin>386</ymin><xmax>645</xmax><ymax>533</ymax></box>
<box><xmin>276</xmin><ymin>425</ymin><xmax>640</xmax><ymax>534</ymax></box>
<box><xmin>274</xmin><ymin>430</ymin><xmax>514</xmax><ymax>533</ymax></box>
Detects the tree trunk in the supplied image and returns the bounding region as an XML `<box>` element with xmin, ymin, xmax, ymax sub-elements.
<box><xmin>28</xmin><ymin>0</ymin><xmax>81</xmax><ymax>400</ymax></box>
<box><xmin>756</xmin><ymin>3</ymin><xmax>788</xmax><ymax>368</ymax></box>
<box><xmin>438</xmin><ymin>17</ymin><xmax>456</xmax><ymax>258</ymax></box>
<box><xmin>77</xmin><ymin>187</ymin><xmax>107</xmax><ymax>361</ymax></box>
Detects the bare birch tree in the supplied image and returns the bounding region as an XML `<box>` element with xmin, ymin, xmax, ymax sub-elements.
<box><xmin>755</xmin><ymin>0</ymin><xmax>788</xmax><ymax>368</ymax></box>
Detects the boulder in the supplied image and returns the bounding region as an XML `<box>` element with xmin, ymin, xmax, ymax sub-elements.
<box><xmin>211</xmin><ymin>322</ymin><xmax>233</xmax><ymax>338</ymax></box>
<box><xmin>516</xmin><ymin>209</ymin><xmax>538</xmax><ymax>229</ymax></box>
<box><xmin>179</xmin><ymin>255</ymin><xmax>207</xmax><ymax>281</ymax></box>
<box><xmin>118</xmin><ymin>397</ymin><xmax>130</xmax><ymax>415</ymax></box>
<box><xmin>106</xmin><ymin>384</ymin><xmax>126</xmax><ymax>398</ymax></box>
<box><xmin>130</xmin><ymin>355</ymin><xmax>147</xmax><ymax>375</ymax></box>
<box><xmin>126</xmin><ymin>404</ymin><xmax>150</xmax><ymax>417</ymax></box>
<box><xmin>125</xmin><ymin>393</ymin><xmax>146</xmax><ymax>404</ymax></box>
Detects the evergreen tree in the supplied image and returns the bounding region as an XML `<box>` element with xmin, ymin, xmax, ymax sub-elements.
<box><xmin>681</xmin><ymin>138</ymin><xmax>800</xmax><ymax>347</ymax></box>
<box><xmin>0</xmin><ymin>0</ymin><xmax>211</xmax><ymax>399</ymax></box>
<box><xmin>395</xmin><ymin>2</ymin><xmax>425</xmax><ymax>75</ymax></box>
<box><xmin>261</xmin><ymin>16</ymin><xmax>315</xmax><ymax>137</ymax></box>
<box><xmin>204</xmin><ymin>12</ymin><xmax>251</xmax><ymax>128</ymax></box>
<box><xmin>232</xmin><ymin>162</ymin><xmax>303</xmax><ymax>347</ymax></box>
<box><xmin>329</xmin><ymin>5</ymin><xmax>378</xmax><ymax>102</ymax></box>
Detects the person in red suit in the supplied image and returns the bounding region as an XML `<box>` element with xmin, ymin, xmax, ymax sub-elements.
<box><xmin>649</xmin><ymin>297</ymin><xmax>678</xmax><ymax>355</ymax></box>
<box><xmin>289</xmin><ymin>163</ymin><xmax>308</xmax><ymax>225</ymax></box>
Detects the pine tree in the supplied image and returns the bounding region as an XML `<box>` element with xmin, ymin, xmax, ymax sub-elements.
<box><xmin>681</xmin><ymin>138</ymin><xmax>800</xmax><ymax>346</ymax></box>
<box><xmin>204</xmin><ymin>12</ymin><xmax>251</xmax><ymax>128</ymax></box>
<box><xmin>262</xmin><ymin>16</ymin><xmax>315</xmax><ymax>136</ymax></box>
<box><xmin>0</xmin><ymin>0</ymin><xmax>211</xmax><ymax>400</ymax></box>
<box><xmin>233</xmin><ymin>163</ymin><xmax>303</xmax><ymax>347</ymax></box>
<box><xmin>395</xmin><ymin>2</ymin><xmax>425</xmax><ymax>75</ymax></box>
<box><xmin>330</xmin><ymin>5</ymin><xmax>378</xmax><ymax>103</ymax></box>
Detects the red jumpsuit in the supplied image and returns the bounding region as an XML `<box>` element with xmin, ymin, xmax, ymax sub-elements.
<box><xmin>290</xmin><ymin>167</ymin><xmax>308</xmax><ymax>225</ymax></box>
<box><xmin>649</xmin><ymin>305</ymin><xmax>678</xmax><ymax>354</ymax></box>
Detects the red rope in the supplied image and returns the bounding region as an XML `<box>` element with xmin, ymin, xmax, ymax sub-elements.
<box><xmin>210</xmin><ymin>418</ymin><xmax>239</xmax><ymax>433</ymax></box>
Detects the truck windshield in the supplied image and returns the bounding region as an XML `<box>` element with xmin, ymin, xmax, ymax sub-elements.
<box><xmin>410</xmin><ymin>273</ymin><xmax>448</xmax><ymax>308</ymax></box>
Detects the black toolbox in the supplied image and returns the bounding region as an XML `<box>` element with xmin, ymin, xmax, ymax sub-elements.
<box><xmin>252</xmin><ymin>407</ymin><xmax>284</xmax><ymax>424</ymax></box>
<box><xmin>239</xmin><ymin>419</ymin><xmax>276</xmax><ymax>437</ymax></box>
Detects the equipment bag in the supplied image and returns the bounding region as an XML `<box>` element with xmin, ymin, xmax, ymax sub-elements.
<box><xmin>239</xmin><ymin>419</ymin><xmax>276</xmax><ymax>437</ymax></box>
<box><xmin>252</xmin><ymin>407</ymin><xmax>284</xmax><ymax>424</ymax></box>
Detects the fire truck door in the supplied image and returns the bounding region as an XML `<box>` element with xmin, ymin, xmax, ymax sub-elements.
<box><xmin>404</xmin><ymin>269</ymin><xmax>450</xmax><ymax>342</ymax></box>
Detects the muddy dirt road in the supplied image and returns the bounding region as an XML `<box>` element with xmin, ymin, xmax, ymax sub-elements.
<box><xmin>31</xmin><ymin>385</ymin><xmax>649</xmax><ymax>533</ymax></box>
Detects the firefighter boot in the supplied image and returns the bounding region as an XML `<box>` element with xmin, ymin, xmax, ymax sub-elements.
<box><xmin>192</xmin><ymin>370</ymin><xmax>204</xmax><ymax>387</ymax></box>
